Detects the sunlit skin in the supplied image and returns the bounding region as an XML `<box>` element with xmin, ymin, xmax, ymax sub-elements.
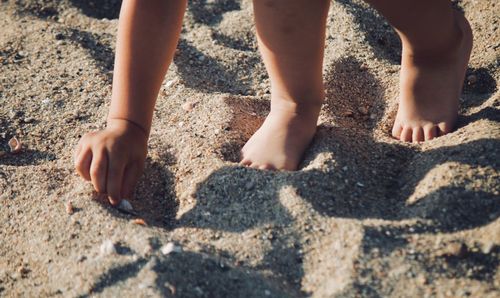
<box><xmin>74</xmin><ymin>0</ymin><xmax>187</xmax><ymax>205</ymax></box>
<box><xmin>74</xmin><ymin>0</ymin><xmax>473</xmax><ymax>205</ymax></box>
<box><xmin>241</xmin><ymin>0</ymin><xmax>472</xmax><ymax>170</ymax></box>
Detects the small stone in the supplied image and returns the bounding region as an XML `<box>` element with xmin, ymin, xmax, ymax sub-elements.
<box><xmin>132</xmin><ymin>218</ymin><xmax>147</xmax><ymax>226</ymax></box>
<box><xmin>466</xmin><ymin>74</ymin><xmax>477</xmax><ymax>85</ymax></box>
<box><xmin>416</xmin><ymin>274</ymin><xmax>427</xmax><ymax>285</ymax></box>
<box><xmin>54</xmin><ymin>33</ymin><xmax>65</xmax><ymax>40</ymax></box>
<box><xmin>439</xmin><ymin>242</ymin><xmax>467</xmax><ymax>258</ymax></box>
<box><xmin>358</xmin><ymin>106</ymin><xmax>369</xmax><ymax>115</ymax></box>
<box><xmin>9</xmin><ymin>110</ymin><xmax>21</xmax><ymax>118</ymax></box>
<box><xmin>160</xmin><ymin>242</ymin><xmax>182</xmax><ymax>255</ymax></box>
<box><xmin>264</xmin><ymin>290</ymin><xmax>271</xmax><ymax>296</ymax></box>
<box><xmin>23</xmin><ymin>117</ymin><xmax>35</xmax><ymax>123</ymax></box>
<box><xmin>17</xmin><ymin>266</ymin><xmax>29</xmax><ymax>278</ymax></box>
<box><xmin>100</xmin><ymin>240</ymin><xmax>116</xmax><ymax>256</ymax></box>
<box><xmin>182</xmin><ymin>102</ymin><xmax>194</xmax><ymax>112</ymax></box>
<box><xmin>356</xmin><ymin>182</ymin><xmax>365</xmax><ymax>187</ymax></box>
<box><xmin>42</xmin><ymin>98</ymin><xmax>51</xmax><ymax>105</ymax></box>
<box><xmin>66</xmin><ymin>201</ymin><xmax>74</xmax><ymax>215</ymax></box>
<box><xmin>164</xmin><ymin>282</ymin><xmax>176</xmax><ymax>295</ymax></box>
<box><xmin>481</xmin><ymin>241</ymin><xmax>494</xmax><ymax>254</ymax></box>
<box><xmin>194</xmin><ymin>287</ymin><xmax>203</xmax><ymax>296</ymax></box>
<box><xmin>178</xmin><ymin>121</ymin><xmax>185</xmax><ymax>128</ymax></box>
<box><xmin>8</xmin><ymin>137</ymin><xmax>22</xmax><ymax>153</ymax></box>
<box><xmin>118</xmin><ymin>199</ymin><xmax>133</xmax><ymax>211</ymax></box>
<box><xmin>245</xmin><ymin>181</ymin><xmax>255</xmax><ymax>190</ymax></box>
<box><xmin>343</xmin><ymin>111</ymin><xmax>353</xmax><ymax>117</ymax></box>
<box><xmin>15</xmin><ymin>51</ymin><xmax>27</xmax><ymax>59</ymax></box>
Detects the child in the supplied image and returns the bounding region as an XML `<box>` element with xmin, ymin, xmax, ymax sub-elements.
<box><xmin>74</xmin><ymin>0</ymin><xmax>472</xmax><ymax>205</ymax></box>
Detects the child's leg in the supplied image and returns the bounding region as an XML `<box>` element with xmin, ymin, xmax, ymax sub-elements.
<box><xmin>365</xmin><ymin>0</ymin><xmax>472</xmax><ymax>142</ymax></box>
<box><xmin>241</xmin><ymin>0</ymin><xmax>330</xmax><ymax>170</ymax></box>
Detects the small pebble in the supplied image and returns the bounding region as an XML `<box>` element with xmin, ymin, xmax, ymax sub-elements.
<box><xmin>54</xmin><ymin>32</ymin><xmax>65</xmax><ymax>40</ymax></box>
<box><xmin>467</xmin><ymin>74</ymin><xmax>477</xmax><ymax>85</ymax></box>
<box><xmin>100</xmin><ymin>240</ymin><xmax>116</xmax><ymax>256</ymax></box>
<box><xmin>358</xmin><ymin>106</ymin><xmax>369</xmax><ymax>115</ymax></box>
<box><xmin>182</xmin><ymin>102</ymin><xmax>194</xmax><ymax>112</ymax></box>
<box><xmin>23</xmin><ymin>117</ymin><xmax>35</xmax><ymax>123</ymax></box>
<box><xmin>17</xmin><ymin>266</ymin><xmax>29</xmax><ymax>278</ymax></box>
<box><xmin>481</xmin><ymin>241</ymin><xmax>494</xmax><ymax>254</ymax></box>
<box><xmin>66</xmin><ymin>201</ymin><xmax>74</xmax><ymax>215</ymax></box>
<box><xmin>118</xmin><ymin>199</ymin><xmax>133</xmax><ymax>211</ymax></box>
<box><xmin>132</xmin><ymin>218</ymin><xmax>147</xmax><ymax>226</ymax></box>
<box><xmin>8</xmin><ymin>137</ymin><xmax>22</xmax><ymax>153</ymax></box>
<box><xmin>416</xmin><ymin>274</ymin><xmax>427</xmax><ymax>285</ymax></box>
<box><xmin>245</xmin><ymin>181</ymin><xmax>255</xmax><ymax>190</ymax></box>
<box><xmin>194</xmin><ymin>287</ymin><xmax>203</xmax><ymax>296</ymax></box>
<box><xmin>160</xmin><ymin>242</ymin><xmax>182</xmax><ymax>255</ymax></box>
<box><xmin>9</xmin><ymin>110</ymin><xmax>21</xmax><ymax>118</ymax></box>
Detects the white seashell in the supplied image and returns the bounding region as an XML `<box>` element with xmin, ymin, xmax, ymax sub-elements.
<box><xmin>181</xmin><ymin>102</ymin><xmax>194</xmax><ymax>112</ymax></box>
<box><xmin>160</xmin><ymin>242</ymin><xmax>182</xmax><ymax>255</ymax></box>
<box><xmin>99</xmin><ymin>240</ymin><xmax>116</xmax><ymax>256</ymax></box>
<box><xmin>165</xmin><ymin>79</ymin><xmax>178</xmax><ymax>88</ymax></box>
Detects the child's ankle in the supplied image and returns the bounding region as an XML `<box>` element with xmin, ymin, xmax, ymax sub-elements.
<box><xmin>270</xmin><ymin>89</ymin><xmax>324</xmax><ymax>115</ymax></box>
<box><xmin>401</xmin><ymin>17</ymin><xmax>465</xmax><ymax>63</ymax></box>
<box><xmin>270</xmin><ymin>96</ymin><xmax>323</xmax><ymax>118</ymax></box>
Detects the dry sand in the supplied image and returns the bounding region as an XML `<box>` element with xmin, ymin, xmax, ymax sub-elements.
<box><xmin>1</xmin><ymin>0</ymin><xmax>499</xmax><ymax>297</ymax></box>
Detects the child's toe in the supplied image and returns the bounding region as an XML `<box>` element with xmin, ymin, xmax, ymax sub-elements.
<box><xmin>400</xmin><ymin>126</ymin><xmax>413</xmax><ymax>142</ymax></box>
<box><xmin>240</xmin><ymin>158</ymin><xmax>252</xmax><ymax>166</ymax></box>
<box><xmin>437</xmin><ymin>122</ymin><xmax>452</xmax><ymax>136</ymax></box>
<box><xmin>259</xmin><ymin>164</ymin><xmax>276</xmax><ymax>171</ymax></box>
<box><xmin>424</xmin><ymin>124</ymin><xmax>438</xmax><ymax>141</ymax></box>
<box><xmin>392</xmin><ymin>123</ymin><xmax>403</xmax><ymax>140</ymax></box>
<box><xmin>412</xmin><ymin>126</ymin><xmax>424</xmax><ymax>143</ymax></box>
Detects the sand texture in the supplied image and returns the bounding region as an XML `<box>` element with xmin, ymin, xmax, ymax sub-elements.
<box><xmin>1</xmin><ymin>0</ymin><xmax>499</xmax><ymax>297</ymax></box>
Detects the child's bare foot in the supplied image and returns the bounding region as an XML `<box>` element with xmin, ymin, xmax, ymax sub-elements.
<box><xmin>392</xmin><ymin>12</ymin><xmax>473</xmax><ymax>143</ymax></box>
<box><xmin>240</xmin><ymin>100</ymin><xmax>320</xmax><ymax>171</ymax></box>
<box><xmin>242</xmin><ymin>0</ymin><xmax>330</xmax><ymax>171</ymax></box>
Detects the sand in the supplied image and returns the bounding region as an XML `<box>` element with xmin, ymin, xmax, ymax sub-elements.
<box><xmin>0</xmin><ymin>0</ymin><xmax>499</xmax><ymax>297</ymax></box>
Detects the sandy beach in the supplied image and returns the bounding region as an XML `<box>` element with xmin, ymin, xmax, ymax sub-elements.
<box><xmin>0</xmin><ymin>0</ymin><xmax>499</xmax><ymax>297</ymax></box>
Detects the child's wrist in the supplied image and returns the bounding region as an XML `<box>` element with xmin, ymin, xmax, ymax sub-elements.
<box><xmin>107</xmin><ymin>117</ymin><xmax>149</xmax><ymax>139</ymax></box>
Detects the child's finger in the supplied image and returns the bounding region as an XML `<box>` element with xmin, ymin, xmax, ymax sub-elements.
<box><xmin>121</xmin><ymin>163</ymin><xmax>142</xmax><ymax>200</ymax></box>
<box><xmin>75</xmin><ymin>147</ymin><xmax>92</xmax><ymax>181</ymax></box>
<box><xmin>106</xmin><ymin>159</ymin><xmax>125</xmax><ymax>206</ymax></box>
<box><xmin>89</xmin><ymin>150</ymin><xmax>108</xmax><ymax>194</ymax></box>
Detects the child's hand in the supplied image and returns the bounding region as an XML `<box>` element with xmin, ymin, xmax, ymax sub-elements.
<box><xmin>74</xmin><ymin>119</ymin><xmax>148</xmax><ymax>205</ymax></box>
